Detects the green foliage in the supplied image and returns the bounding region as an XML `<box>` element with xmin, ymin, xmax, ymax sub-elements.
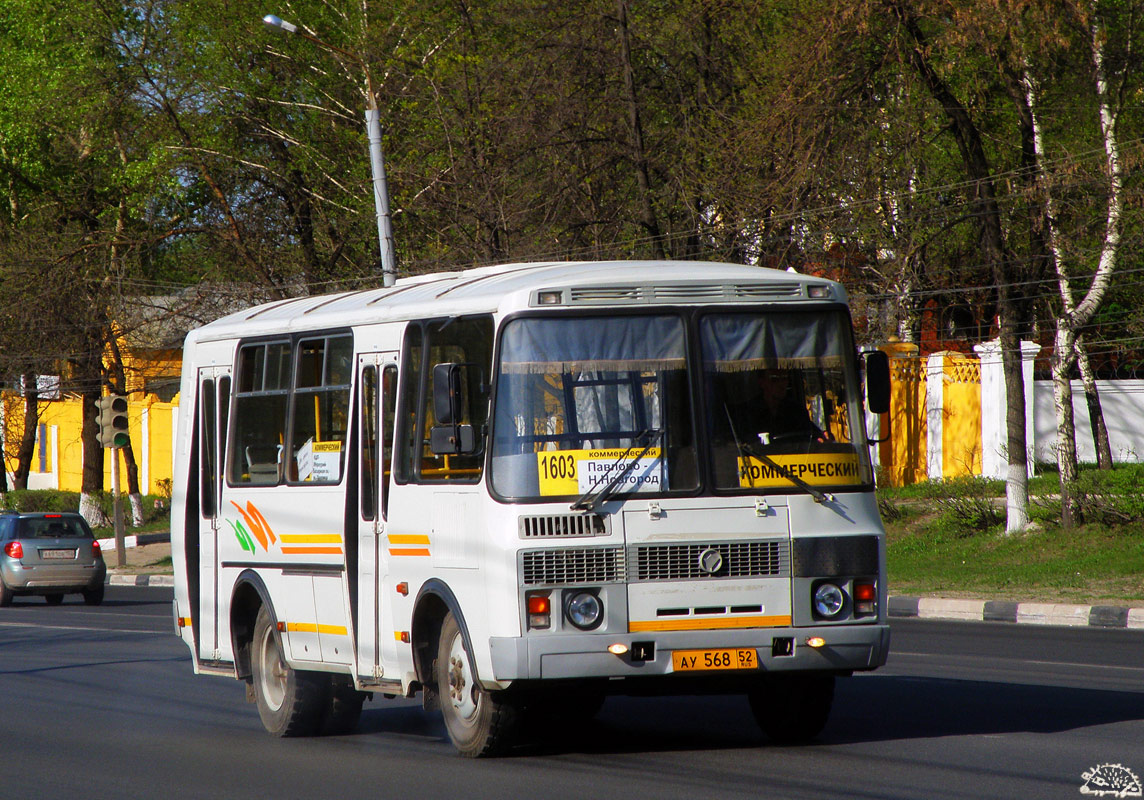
<box><xmin>1071</xmin><ymin>463</ymin><xmax>1144</xmax><ymax>524</ymax></box>
<box><xmin>0</xmin><ymin>489</ymin><xmax>82</xmax><ymax>513</ymax></box>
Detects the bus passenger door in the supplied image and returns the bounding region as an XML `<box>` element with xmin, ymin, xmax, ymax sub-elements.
<box><xmin>195</xmin><ymin>366</ymin><xmax>231</xmax><ymax>662</ymax></box>
<box><xmin>355</xmin><ymin>354</ymin><xmax>398</xmax><ymax>682</ymax></box>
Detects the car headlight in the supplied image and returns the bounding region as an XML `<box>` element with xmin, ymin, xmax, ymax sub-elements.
<box><xmin>813</xmin><ymin>583</ymin><xmax>845</xmax><ymax>618</ymax></box>
<box><xmin>565</xmin><ymin>590</ymin><xmax>603</xmax><ymax>630</ymax></box>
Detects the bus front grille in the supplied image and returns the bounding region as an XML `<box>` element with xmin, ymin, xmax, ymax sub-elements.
<box><xmin>520</xmin><ymin>546</ymin><xmax>626</xmax><ymax>586</ymax></box>
<box><xmin>629</xmin><ymin>540</ymin><xmax>789</xmax><ymax>582</ymax></box>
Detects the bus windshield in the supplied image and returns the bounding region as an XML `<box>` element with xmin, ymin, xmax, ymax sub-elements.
<box><xmin>489</xmin><ymin>310</ymin><xmax>872</xmax><ymax>501</ymax></box>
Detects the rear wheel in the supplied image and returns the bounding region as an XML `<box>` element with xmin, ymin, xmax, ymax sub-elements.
<box><xmin>44</xmin><ymin>593</ymin><xmax>64</xmax><ymax>605</ymax></box>
<box><xmin>82</xmin><ymin>584</ymin><xmax>104</xmax><ymax>606</ymax></box>
<box><xmin>0</xmin><ymin>579</ymin><xmax>12</xmax><ymax>607</ymax></box>
<box><xmin>251</xmin><ymin>606</ymin><xmax>327</xmax><ymax>737</ymax></box>
<box><xmin>747</xmin><ymin>673</ymin><xmax>835</xmax><ymax>744</ymax></box>
<box><xmin>436</xmin><ymin>611</ymin><xmax>518</xmax><ymax>757</ymax></box>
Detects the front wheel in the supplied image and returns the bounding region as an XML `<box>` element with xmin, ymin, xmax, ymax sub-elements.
<box><xmin>436</xmin><ymin>611</ymin><xmax>518</xmax><ymax>757</ymax></box>
<box><xmin>251</xmin><ymin>606</ymin><xmax>328</xmax><ymax>737</ymax></box>
<box><xmin>747</xmin><ymin>673</ymin><xmax>835</xmax><ymax>744</ymax></box>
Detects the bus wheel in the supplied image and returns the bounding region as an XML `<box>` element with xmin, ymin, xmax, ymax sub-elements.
<box><xmin>436</xmin><ymin>611</ymin><xmax>517</xmax><ymax>757</ymax></box>
<box><xmin>747</xmin><ymin>673</ymin><xmax>834</xmax><ymax>744</ymax></box>
<box><xmin>252</xmin><ymin>606</ymin><xmax>327</xmax><ymax>737</ymax></box>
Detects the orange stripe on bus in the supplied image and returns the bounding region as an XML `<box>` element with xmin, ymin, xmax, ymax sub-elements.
<box><xmin>388</xmin><ymin>535</ymin><xmax>432</xmax><ymax>547</ymax></box>
<box><xmin>389</xmin><ymin>547</ymin><xmax>431</xmax><ymax>557</ymax></box>
<box><xmin>280</xmin><ymin>546</ymin><xmax>344</xmax><ymax>555</ymax></box>
<box><xmin>280</xmin><ymin>534</ymin><xmax>342</xmax><ymax>544</ymax></box>
<box><xmin>629</xmin><ymin>615</ymin><xmax>792</xmax><ymax>633</ymax></box>
<box><xmin>285</xmin><ymin>622</ymin><xmax>347</xmax><ymax>635</ymax></box>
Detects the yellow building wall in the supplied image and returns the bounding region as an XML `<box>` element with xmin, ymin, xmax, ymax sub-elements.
<box><xmin>4</xmin><ymin>391</ymin><xmax>178</xmax><ymax>496</ymax></box>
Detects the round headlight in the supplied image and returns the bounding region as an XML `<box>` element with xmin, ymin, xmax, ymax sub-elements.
<box><xmin>565</xmin><ymin>591</ymin><xmax>603</xmax><ymax>630</ymax></box>
<box><xmin>813</xmin><ymin>583</ymin><xmax>845</xmax><ymax>618</ymax></box>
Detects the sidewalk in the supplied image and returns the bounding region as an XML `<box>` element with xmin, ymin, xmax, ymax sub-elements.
<box><xmin>103</xmin><ymin>535</ymin><xmax>1144</xmax><ymax>629</ymax></box>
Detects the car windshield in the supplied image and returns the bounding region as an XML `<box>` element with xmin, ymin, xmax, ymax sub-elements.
<box><xmin>490</xmin><ymin>314</ymin><xmax>697</xmax><ymax>500</ymax></box>
<box><xmin>15</xmin><ymin>516</ymin><xmax>91</xmax><ymax>539</ymax></box>
<box><xmin>489</xmin><ymin>309</ymin><xmax>872</xmax><ymax>502</ymax></box>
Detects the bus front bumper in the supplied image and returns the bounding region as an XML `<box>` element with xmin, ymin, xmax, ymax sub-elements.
<box><xmin>489</xmin><ymin>623</ymin><xmax>890</xmax><ymax>682</ymax></box>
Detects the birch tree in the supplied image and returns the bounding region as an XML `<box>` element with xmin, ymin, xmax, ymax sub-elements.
<box><xmin>1024</xmin><ymin>1</ymin><xmax>1131</xmax><ymax>524</ymax></box>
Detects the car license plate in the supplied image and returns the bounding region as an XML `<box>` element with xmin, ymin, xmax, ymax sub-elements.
<box><xmin>672</xmin><ymin>648</ymin><xmax>758</xmax><ymax>672</ymax></box>
<box><xmin>39</xmin><ymin>549</ymin><xmax>75</xmax><ymax>560</ymax></box>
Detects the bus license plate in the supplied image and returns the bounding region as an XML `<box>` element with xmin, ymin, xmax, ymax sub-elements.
<box><xmin>672</xmin><ymin>648</ymin><xmax>758</xmax><ymax>672</ymax></box>
<box><xmin>39</xmin><ymin>549</ymin><xmax>75</xmax><ymax>560</ymax></box>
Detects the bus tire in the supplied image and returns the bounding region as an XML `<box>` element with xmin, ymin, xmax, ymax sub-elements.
<box><xmin>252</xmin><ymin>605</ymin><xmax>327</xmax><ymax>737</ymax></box>
<box><xmin>748</xmin><ymin>673</ymin><xmax>834</xmax><ymax>744</ymax></box>
<box><xmin>436</xmin><ymin>611</ymin><xmax>517</xmax><ymax>757</ymax></box>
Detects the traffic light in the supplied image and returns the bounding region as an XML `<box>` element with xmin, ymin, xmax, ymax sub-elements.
<box><xmin>96</xmin><ymin>395</ymin><xmax>129</xmax><ymax>448</ymax></box>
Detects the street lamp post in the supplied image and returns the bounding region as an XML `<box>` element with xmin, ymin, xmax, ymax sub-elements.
<box><xmin>262</xmin><ymin>14</ymin><xmax>397</xmax><ymax>288</ymax></box>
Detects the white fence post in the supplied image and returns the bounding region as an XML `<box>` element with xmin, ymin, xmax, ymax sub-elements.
<box><xmin>973</xmin><ymin>339</ymin><xmax>1040</xmax><ymax>479</ymax></box>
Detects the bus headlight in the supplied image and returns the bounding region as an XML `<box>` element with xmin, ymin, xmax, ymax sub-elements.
<box><xmin>813</xmin><ymin>583</ymin><xmax>845</xmax><ymax>618</ymax></box>
<box><xmin>565</xmin><ymin>590</ymin><xmax>603</xmax><ymax>630</ymax></box>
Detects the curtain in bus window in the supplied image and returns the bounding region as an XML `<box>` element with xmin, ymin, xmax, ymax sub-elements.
<box><xmin>699</xmin><ymin>313</ymin><xmax>845</xmax><ymax>371</ymax></box>
<box><xmin>499</xmin><ymin>315</ymin><xmax>686</xmax><ymax>375</ymax></box>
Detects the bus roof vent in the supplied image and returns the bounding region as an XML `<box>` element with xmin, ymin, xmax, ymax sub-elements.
<box><xmin>519</xmin><ymin>513</ymin><xmax>609</xmax><ymax>539</ymax></box>
<box><xmin>568</xmin><ymin>286</ymin><xmax>646</xmax><ymax>304</ymax></box>
<box><xmin>652</xmin><ymin>284</ymin><xmax>726</xmax><ymax>300</ymax></box>
<box><xmin>732</xmin><ymin>282</ymin><xmax>803</xmax><ymax>299</ymax></box>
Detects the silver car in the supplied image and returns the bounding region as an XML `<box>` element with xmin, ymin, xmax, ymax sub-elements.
<box><xmin>0</xmin><ymin>512</ymin><xmax>107</xmax><ymax>606</ymax></box>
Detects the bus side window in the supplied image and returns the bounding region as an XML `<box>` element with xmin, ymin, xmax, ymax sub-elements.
<box><xmin>396</xmin><ymin>316</ymin><xmax>492</xmax><ymax>484</ymax></box>
<box><xmin>361</xmin><ymin>366</ymin><xmax>379</xmax><ymax>520</ymax></box>
<box><xmin>229</xmin><ymin>341</ymin><xmax>291</xmax><ymax>485</ymax></box>
<box><xmin>381</xmin><ymin>365</ymin><xmax>397</xmax><ymax>515</ymax></box>
<box><xmin>200</xmin><ymin>379</ymin><xmax>216</xmax><ymax>518</ymax></box>
<box><xmin>288</xmin><ymin>335</ymin><xmax>353</xmax><ymax>484</ymax></box>
<box><xmin>362</xmin><ymin>363</ymin><xmax>397</xmax><ymax>519</ymax></box>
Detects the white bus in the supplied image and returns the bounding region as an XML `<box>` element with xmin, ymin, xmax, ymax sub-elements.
<box><xmin>171</xmin><ymin>260</ymin><xmax>892</xmax><ymax>756</ymax></box>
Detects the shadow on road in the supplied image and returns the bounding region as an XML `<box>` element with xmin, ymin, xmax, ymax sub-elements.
<box><xmin>354</xmin><ymin>673</ymin><xmax>1144</xmax><ymax>756</ymax></box>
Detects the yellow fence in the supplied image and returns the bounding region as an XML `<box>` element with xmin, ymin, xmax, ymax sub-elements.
<box><xmin>876</xmin><ymin>344</ymin><xmax>984</xmax><ymax>487</ymax></box>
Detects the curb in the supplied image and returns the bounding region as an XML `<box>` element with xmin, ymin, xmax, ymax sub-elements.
<box><xmin>889</xmin><ymin>595</ymin><xmax>1144</xmax><ymax>630</ymax></box>
<box><xmin>103</xmin><ymin>532</ymin><xmax>173</xmax><ymax>587</ymax></box>
<box><xmin>107</xmin><ymin>573</ymin><xmax>174</xmax><ymax>588</ymax></box>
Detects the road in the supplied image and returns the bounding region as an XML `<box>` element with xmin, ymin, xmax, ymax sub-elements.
<box><xmin>1</xmin><ymin>588</ymin><xmax>1142</xmax><ymax>800</ymax></box>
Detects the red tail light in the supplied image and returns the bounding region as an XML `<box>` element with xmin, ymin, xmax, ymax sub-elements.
<box><xmin>92</xmin><ymin>539</ymin><xmax>102</xmax><ymax>557</ymax></box>
<box><xmin>4</xmin><ymin>541</ymin><xmax>24</xmax><ymax>559</ymax></box>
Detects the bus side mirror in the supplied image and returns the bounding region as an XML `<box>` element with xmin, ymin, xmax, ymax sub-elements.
<box><xmin>433</xmin><ymin>363</ymin><xmax>464</xmax><ymax>425</ymax></box>
<box><xmin>431</xmin><ymin>363</ymin><xmax>478</xmax><ymax>455</ymax></box>
<box><xmin>863</xmin><ymin>350</ymin><xmax>891</xmax><ymax>415</ymax></box>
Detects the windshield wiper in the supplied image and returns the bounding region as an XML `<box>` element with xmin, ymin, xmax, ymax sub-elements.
<box><xmin>570</xmin><ymin>429</ymin><xmax>660</xmax><ymax>512</ymax></box>
<box><xmin>725</xmin><ymin>407</ymin><xmax>833</xmax><ymax>504</ymax></box>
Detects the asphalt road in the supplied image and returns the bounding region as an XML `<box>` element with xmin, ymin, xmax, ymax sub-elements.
<box><xmin>1</xmin><ymin>587</ymin><xmax>1142</xmax><ymax>800</ymax></box>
